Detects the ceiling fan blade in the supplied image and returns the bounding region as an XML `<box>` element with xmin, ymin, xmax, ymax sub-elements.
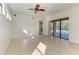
<box><xmin>35</xmin><ymin>4</ymin><xmax>40</xmax><ymax>9</ymax></box>
<box><xmin>39</xmin><ymin>9</ymin><xmax>45</xmax><ymax>11</ymax></box>
<box><xmin>28</xmin><ymin>8</ymin><xmax>35</xmax><ymax>10</ymax></box>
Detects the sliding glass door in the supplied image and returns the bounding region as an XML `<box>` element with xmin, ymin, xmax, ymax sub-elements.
<box><xmin>53</xmin><ymin>21</ymin><xmax>60</xmax><ymax>37</ymax></box>
<box><xmin>51</xmin><ymin>17</ymin><xmax>69</xmax><ymax>40</ymax></box>
<box><xmin>61</xmin><ymin>20</ymin><xmax>69</xmax><ymax>39</ymax></box>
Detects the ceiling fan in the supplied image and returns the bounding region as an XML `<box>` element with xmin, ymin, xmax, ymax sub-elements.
<box><xmin>28</xmin><ymin>4</ymin><xmax>45</xmax><ymax>13</ymax></box>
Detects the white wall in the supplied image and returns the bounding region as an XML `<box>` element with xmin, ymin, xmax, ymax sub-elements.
<box><xmin>12</xmin><ymin>13</ymin><xmax>40</xmax><ymax>38</ymax></box>
<box><xmin>49</xmin><ymin>6</ymin><xmax>79</xmax><ymax>44</ymax></box>
<box><xmin>43</xmin><ymin>15</ymin><xmax>50</xmax><ymax>35</ymax></box>
<box><xmin>0</xmin><ymin>14</ymin><xmax>11</xmax><ymax>54</ymax></box>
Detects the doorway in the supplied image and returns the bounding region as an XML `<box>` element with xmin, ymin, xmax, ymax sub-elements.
<box><xmin>39</xmin><ymin>20</ymin><xmax>43</xmax><ymax>35</ymax></box>
<box><xmin>51</xmin><ymin>17</ymin><xmax>69</xmax><ymax>40</ymax></box>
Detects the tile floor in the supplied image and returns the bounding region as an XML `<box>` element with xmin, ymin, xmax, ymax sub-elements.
<box><xmin>4</xmin><ymin>35</ymin><xmax>79</xmax><ymax>55</ymax></box>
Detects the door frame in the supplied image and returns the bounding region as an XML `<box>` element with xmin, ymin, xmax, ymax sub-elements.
<box><xmin>39</xmin><ymin>20</ymin><xmax>43</xmax><ymax>35</ymax></box>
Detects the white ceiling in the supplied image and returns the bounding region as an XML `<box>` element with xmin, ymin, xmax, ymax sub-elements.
<box><xmin>7</xmin><ymin>3</ymin><xmax>79</xmax><ymax>15</ymax></box>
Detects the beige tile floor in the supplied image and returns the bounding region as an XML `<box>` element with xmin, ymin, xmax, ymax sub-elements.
<box><xmin>4</xmin><ymin>35</ymin><xmax>79</xmax><ymax>55</ymax></box>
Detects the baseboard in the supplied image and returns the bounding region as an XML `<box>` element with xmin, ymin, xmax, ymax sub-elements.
<box><xmin>70</xmin><ymin>40</ymin><xmax>79</xmax><ymax>44</ymax></box>
<box><xmin>11</xmin><ymin>35</ymin><xmax>39</xmax><ymax>39</ymax></box>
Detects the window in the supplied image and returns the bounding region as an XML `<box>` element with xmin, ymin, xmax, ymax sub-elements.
<box><xmin>0</xmin><ymin>3</ymin><xmax>2</xmax><ymax>13</ymax></box>
<box><xmin>6</xmin><ymin>9</ymin><xmax>9</xmax><ymax>18</ymax></box>
<box><xmin>9</xmin><ymin>14</ymin><xmax>11</xmax><ymax>21</ymax></box>
<box><xmin>6</xmin><ymin>10</ymin><xmax>11</xmax><ymax>21</ymax></box>
<box><xmin>7</xmin><ymin>12</ymin><xmax>11</xmax><ymax>21</ymax></box>
<box><xmin>0</xmin><ymin>3</ymin><xmax>11</xmax><ymax>20</ymax></box>
<box><xmin>2</xmin><ymin>7</ymin><xmax>6</xmax><ymax>15</ymax></box>
<box><xmin>5</xmin><ymin>9</ymin><xmax>7</xmax><ymax>17</ymax></box>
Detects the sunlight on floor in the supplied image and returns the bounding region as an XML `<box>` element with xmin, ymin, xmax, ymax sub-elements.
<box><xmin>32</xmin><ymin>42</ymin><xmax>47</xmax><ymax>55</ymax></box>
<box><xmin>32</xmin><ymin>49</ymin><xmax>42</xmax><ymax>55</ymax></box>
